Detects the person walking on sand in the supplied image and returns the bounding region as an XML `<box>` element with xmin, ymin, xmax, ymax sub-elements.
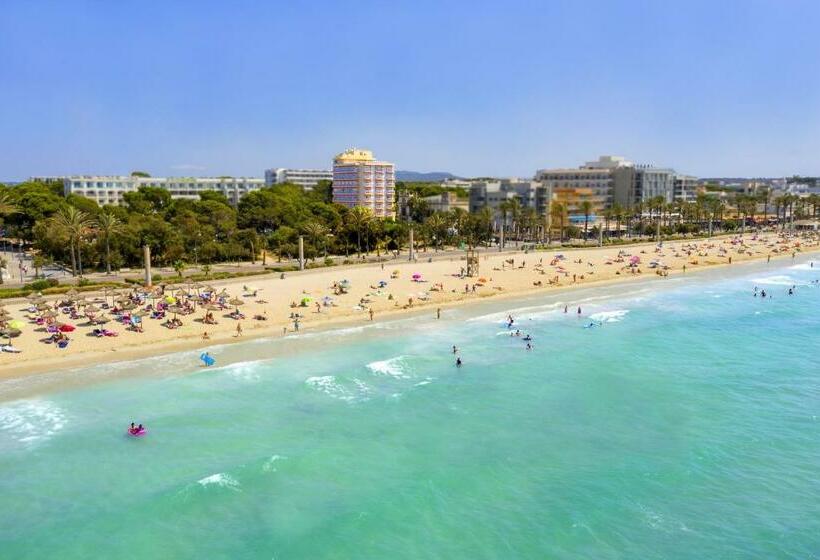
<box><xmin>437</xmin><ymin>308</ymin><xmax>441</xmax><ymax>319</ymax></box>
<box><xmin>235</xmin><ymin>323</ymin><xmax>243</xmax><ymax>337</ymax></box>
<box><xmin>369</xmin><ymin>308</ymin><xmax>374</xmax><ymax>321</ymax></box>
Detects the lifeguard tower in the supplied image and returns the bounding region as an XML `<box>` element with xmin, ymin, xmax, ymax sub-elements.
<box><xmin>465</xmin><ymin>249</ymin><xmax>479</xmax><ymax>277</ymax></box>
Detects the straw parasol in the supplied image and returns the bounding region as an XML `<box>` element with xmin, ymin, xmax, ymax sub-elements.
<box><xmin>0</xmin><ymin>328</ymin><xmax>22</xmax><ymax>342</ymax></box>
<box><xmin>36</xmin><ymin>302</ymin><xmax>52</xmax><ymax>312</ymax></box>
<box><xmin>84</xmin><ymin>304</ymin><xmax>101</xmax><ymax>315</ymax></box>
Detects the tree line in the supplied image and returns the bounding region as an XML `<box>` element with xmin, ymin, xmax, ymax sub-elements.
<box><xmin>0</xmin><ymin>180</ymin><xmax>817</xmax><ymax>280</ymax></box>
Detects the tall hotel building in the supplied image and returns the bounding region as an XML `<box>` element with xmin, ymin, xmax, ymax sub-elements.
<box><xmin>332</xmin><ymin>148</ymin><xmax>396</xmax><ymax>218</ymax></box>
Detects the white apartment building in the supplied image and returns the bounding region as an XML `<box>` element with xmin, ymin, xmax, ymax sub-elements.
<box><xmin>63</xmin><ymin>176</ymin><xmax>265</xmax><ymax>206</ymax></box>
<box><xmin>332</xmin><ymin>148</ymin><xmax>396</xmax><ymax>218</ymax></box>
<box><xmin>674</xmin><ymin>175</ymin><xmax>699</xmax><ymax>202</ymax></box>
<box><xmin>468</xmin><ymin>179</ymin><xmax>550</xmax><ymax>223</ymax></box>
<box><xmin>264</xmin><ymin>168</ymin><xmax>332</xmax><ymax>190</ymax></box>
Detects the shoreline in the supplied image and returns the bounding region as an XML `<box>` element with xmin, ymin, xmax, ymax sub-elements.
<box><xmin>1</xmin><ymin>233</ymin><xmax>817</xmax><ymax>392</ymax></box>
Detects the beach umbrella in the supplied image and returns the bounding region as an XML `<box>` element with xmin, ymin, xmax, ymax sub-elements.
<box><xmin>629</xmin><ymin>256</ymin><xmax>640</xmax><ymax>265</ymax></box>
<box><xmin>84</xmin><ymin>304</ymin><xmax>101</xmax><ymax>315</ymax></box>
<box><xmin>41</xmin><ymin>309</ymin><xmax>58</xmax><ymax>319</ymax></box>
<box><xmin>0</xmin><ymin>328</ymin><xmax>21</xmax><ymax>340</ymax></box>
<box><xmin>217</xmin><ymin>289</ymin><xmax>231</xmax><ymax>299</ymax></box>
<box><xmin>167</xmin><ymin>305</ymin><xmax>184</xmax><ymax>316</ymax></box>
<box><xmin>58</xmin><ymin>324</ymin><xmax>75</xmax><ymax>333</ymax></box>
<box><xmin>36</xmin><ymin>303</ymin><xmax>51</xmax><ymax>312</ymax></box>
<box><xmin>164</xmin><ymin>295</ymin><xmax>177</xmax><ymax>304</ymax></box>
<box><xmin>7</xmin><ymin>320</ymin><xmax>24</xmax><ymax>330</ymax></box>
<box><xmin>300</xmin><ymin>296</ymin><xmax>313</xmax><ymax>305</ymax></box>
<box><xmin>412</xmin><ymin>273</ymin><xmax>422</xmax><ymax>280</ymax></box>
<box><xmin>203</xmin><ymin>303</ymin><xmax>221</xmax><ymax>312</ymax></box>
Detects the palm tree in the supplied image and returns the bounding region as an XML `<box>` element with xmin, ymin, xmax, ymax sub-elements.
<box><xmin>32</xmin><ymin>254</ymin><xmax>46</xmax><ymax>279</ymax></box>
<box><xmin>0</xmin><ymin>191</ymin><xmax>17</xmax><ymax>218</ymax></box>
<box><xmin>424</xmin><ymin>213</ymin><xmax>448</xmax><ymax>251</ymax></box>
<box><xmin>173</xmin><ymin>259</ymin><xmax>187</xmax><ymax>278</ymax></box>
<box><xmin>579</xmin><ymin>200</ymin><xmax>593</xmax><ymax>241</ymax></box>
<box><xmin>347</xmin><ymin>206</ymin><xmax>372</xmax><ymax>257</ymax></box>
<box><xmin>302</xmin><ymin>221</ymin><xmax>329</xmax><ymax>261</ymax></box>
<box><xmin>550</xmin><ymin>202</ymin><xmax>567</xmax><ymax>243</ymax></box>
<box><xmin>51</xmin><ymin>206</ymin><xmax>93</xmax><ymax>276</ymax></box>
<box><xmin>95</xmin><ymin>211</ymin><xmax>124</xmax><ymax>275</ymax></box>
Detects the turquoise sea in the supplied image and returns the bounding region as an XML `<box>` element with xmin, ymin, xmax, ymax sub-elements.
<box><xmin>1</xmin><ymin>258</ymin><xmax>819</xmax><ymax>559</ymax></box>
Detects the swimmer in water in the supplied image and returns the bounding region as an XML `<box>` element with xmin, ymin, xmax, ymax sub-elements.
<box><xmin>452</xmin><ymin>345</ymin><xmax>458</xmax><ymax>354</ymax></box>
<box><xmin>456</xmin><ymin>357</ymin><xmax>462</xmax><ymax>367</ymax></box>
<box><xmin>577</xmin><ymin>306</ymin><xmax>582</xmax><ymax>315</ymax></box>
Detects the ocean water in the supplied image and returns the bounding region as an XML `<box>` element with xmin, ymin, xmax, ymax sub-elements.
<box><xmin>1</xmin><ymin>259</ymin><xmax>819</xmax><ymax>559</ymax></box>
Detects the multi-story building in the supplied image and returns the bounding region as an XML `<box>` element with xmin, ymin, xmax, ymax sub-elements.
<box><xmin>332</xmin><ymin>148</ymin><xmax>396</xmax><ymax>218</ymax></box>
<box><xmin>468</xmin><ymin>179</ymin><xmax>550</xmax><ymax>225</ymax></box>
<box><xmin>538</xmin><ymin>155</ymin><xmax>692</xmax><ymax>213</ymax></box>
<box><xmin>424</xmin><ymin>192</ymin><xmax>469</xmax><ymax>214</ymax></box>
<box><xmin>63</xmin><ymin>175</ymin><xmax>265</xmax><ymax>206</ymax></box>
<box><xmin>264</xmin><ymin>168</ymin><xmax>332</xmax><ymax>190</ymax></box>
<box><xmin>612</xmin><ymin>165</ymin><xmax>676</xmax><ymax>207</ymax></box>
<box><xmin>536</xmin><ymin>156</ymin><xmax>638</xmax><ymax>214</ymax></box>
<box><xmin>674</xmin><ymin>174</ymin><xmax>699</xmax><ymax>203</ymax></box>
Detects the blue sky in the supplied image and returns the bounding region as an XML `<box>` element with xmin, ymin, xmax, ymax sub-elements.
<box><xmin>1</xmin><ymin>0</ymin><xmax>818</xmax><ymax>180</ymax></box>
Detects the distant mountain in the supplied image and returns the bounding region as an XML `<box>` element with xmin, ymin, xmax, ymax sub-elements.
<box><xmin>395</xmin><ymin>170</ymin><xmax>459</xmax><ymax>182</ymax></box>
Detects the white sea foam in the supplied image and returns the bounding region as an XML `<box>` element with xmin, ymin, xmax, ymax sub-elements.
<box><xmin>588</xmin><ymin>310</ymin><xmax>630</xmax><ymax>323</ymax></box>
<box><xmin>366</xmin><ymin>356</ymin><xmax>409</xmax><ymax>378</ymax></box>
<box><xmin>222</xmin><ymin>361</ymin><xmax>262</xmax><ymax>381</ymax></box>
<box><xmin>305</xmin><ymin>376</ymin><xmax>356</xmax><ymax>402</ymax></box>
<box><xmin>197</xmin><ymin>473</ymin><xmax>241</xmax><ymax>490</ymax></box>
<box><xmin>0</xmin><ymin>399</ymin><xmax>67</xmax><ymax>446</ymax></box>
<box><xmin>751</xmin><ymin>275</ymin><xmax>805</xmax><ymax>287</ymax></box>
<box><xmin>789</xmin><ymin>262</ymin><xmax>817</xmax><ymax>271</ymax></box>
<box><xmin>262</xmin><ymin>454</ymin><xmax>287</xmax><ymax>472</ymax></box>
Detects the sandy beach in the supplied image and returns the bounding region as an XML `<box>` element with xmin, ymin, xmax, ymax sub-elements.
<box><xmin>1</xmin><ymin>231</ymin><xmax>817</xmax><ymax>382</ymax></box>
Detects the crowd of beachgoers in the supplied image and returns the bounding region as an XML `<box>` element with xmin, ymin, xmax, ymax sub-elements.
<box><xmin>0</xmin><ymin>231</ymin><xmax>817</xmax><ymax>379</ymax></box>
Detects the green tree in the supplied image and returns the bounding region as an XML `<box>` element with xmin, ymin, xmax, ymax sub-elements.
<box><xmin>579</xmin><ymin>200</ymin><xmax>593</xmax><ymax>240</ymax></box>
<box><xmin>302</xmin><ymin>221</ymin><xmax>329</xmax><ymax>260</ymax></box>
<box><xmin>51</xmin><ymin>206</ymin><xmax>93</xmax><ymax>276</ymax></box>
<box><xmin>347</xmin><ymin>206</ymin><xmax>373</xmax><ymax>257</ymax></box>
<box><xmin>95</xmin><ymin>211</ymin><xmax>125</xmax><ymax>275</ymax></box>
<box><xmin>173</xmin><ymin>259</ymin><xmax>187</xmax><ymax>278</ymax></box>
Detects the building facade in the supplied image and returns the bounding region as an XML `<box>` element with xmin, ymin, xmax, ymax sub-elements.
<box><xmin>673</xmin><ymin>174</ymin><xmax>699</xmax><ymax>203</ymax></box>
<box><xmin>264</xmin><ymin>168</ymin><xmax>332</xmax><ymax>190</ymax></box>
<box><xmin>612</xmin><ymin>166</ymin><xmax>676</xmax><ymax>207</ymax></box>
<box><xmin>63</xmin><ymin>176</ymin><xmax>265</xmax><ymax>206</ymax></box>
<box><xmin>468</xmin><ymin>179</ymin><xmax>550</xmax><ymax>225</ymax></box>
<box><xmin>332</xmin><ymin>148</ymin><xmax>396</xmax><ymax>218</ymax></box>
